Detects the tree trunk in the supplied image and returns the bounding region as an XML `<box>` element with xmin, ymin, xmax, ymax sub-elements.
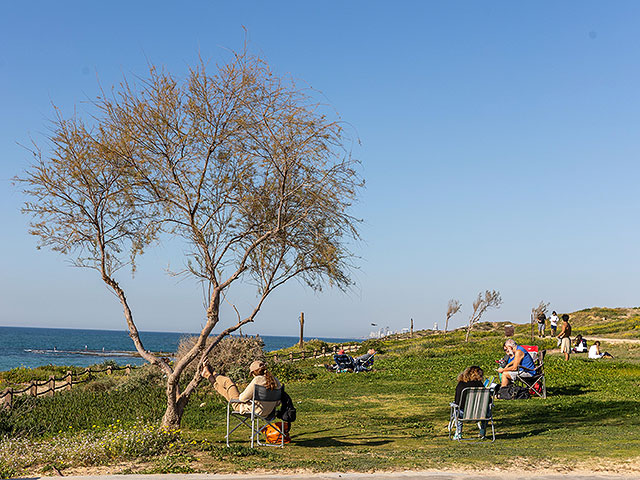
<box><xmin>445</xmin><ymin>317</ymin><xmax>449</xmax><ymax>334</ymax></box>
<box><xmin>465</xmin><ymin>324</ymin><xmax>471</xmax><ymax>342</ymax></box>
<box><xmin>161</xmin><ymin>380</ymin><xmax>185</xmax><ymax>429</ymax></box>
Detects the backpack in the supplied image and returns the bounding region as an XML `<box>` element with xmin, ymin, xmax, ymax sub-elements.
<box><xmin>276</xmin><ymin>386</ymin><xmax>297</xmax><ymax>423</ymax></box>
<box><xmin>498</xmin><ymin>384</ymin><xmax>530</xmax><ymax>400</ymax></box>
<box><xmin>260</xmin><ymin>421</ymin><xmax>291</xmax><ymax>444</ymax></box>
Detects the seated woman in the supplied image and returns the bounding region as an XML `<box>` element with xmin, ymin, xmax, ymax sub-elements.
<box><xmin>572</xmin><ymin>334</ymin><xmax>588</xmax><ymax>353</ymax></box>
<box><xmin>588</xmin><ymin>341</ymin><xmax>614</xmax><ymax>359</ymax></box>
<box><xmin>201</xmin><ymin>360</ymin><xmax>281</xmax><ymax>416</ymax></box>
<box><xmin>453</xmin><ymin>365</ymin><xmax>486</xmax><ymax>440</ymax></box>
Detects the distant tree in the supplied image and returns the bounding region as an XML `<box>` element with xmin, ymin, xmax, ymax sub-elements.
<box><xmin>465</xmin><ymin>290</ymin><xmax>502</xmax><ymax>342</ymax></box>
<box><xmin>531</xmin><ymin>300</ymin><xmax>550</xmax><ymax>341</ymax></box>
<box><xmin>19</xmin><ymin>48</ymin><xmax>362</xmax><ymax>428</ymax></box>
<box><xmin>445</xmin><ymin>298</ymin><xmax>461</xmax><ymax>333</ymax></box>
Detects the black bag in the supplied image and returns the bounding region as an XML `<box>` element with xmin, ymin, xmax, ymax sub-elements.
<box><xmin>498</xmin><ymin>384</ymin><xmax>530</xmax><ymax>400</ymax></box>
<box><xmin>276</xmin><ymin>386</ymin><xmax>297</xmax><ymax>423</ymax></box>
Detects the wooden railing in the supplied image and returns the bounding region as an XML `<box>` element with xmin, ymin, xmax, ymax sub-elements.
<box><xmin>1</xmin><ymin>364</ymin><xmax>136</xmax><ymax>409</ymax></box>
<box><xmin>267</xmin><ymin>344</ymin><xmax>359</xmax><ymax>362</ymax></box>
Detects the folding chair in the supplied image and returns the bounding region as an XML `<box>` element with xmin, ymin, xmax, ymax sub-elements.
<box><xmin>354</xmin><ymin>354</ymin><xmax>375</xmax><ymax>372</ymax></box>
<box><xmin>448</xmin><ymin>387</ymin><xmax>495</xmax><ymax>442</ymax></box>
<box><xmin>226</xmin><ymin>384</ymin><xmax>285</xmax><ymax>447</ymax></box>
<box><xmin>516</xmin><ymin>349</ymin><xmax>546</xmax><ymax>398</ymax></box>
<box><xmin>333</xmin><ymin>353</ymin><xmax>355</xmax><ymax>372</ymax></box>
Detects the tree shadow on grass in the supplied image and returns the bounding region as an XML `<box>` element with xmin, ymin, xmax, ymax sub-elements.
<box><xmin>496</xmin><ymin>397</ymin><xmax>640</xmax><ymax>435</ymax></box>
<box><xmin>293</xmin><ymin>435</ymin><xmax>392</xmax><ymax>448</ymax></box>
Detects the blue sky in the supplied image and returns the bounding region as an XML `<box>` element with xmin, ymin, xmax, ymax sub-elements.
<box><xmin>2</xmin><ymin>1</ymin><xmax>640</xmax><ymax>338</ymax></box>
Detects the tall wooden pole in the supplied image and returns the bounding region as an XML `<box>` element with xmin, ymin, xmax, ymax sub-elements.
<box><xmin>410</xmin><ymin>318</ymin><xmax>414</xmax><ymax>338</ymax></box>
<box><xmin>299</xmin><ymin>312</ymin><xmax>305</xmax><ymax>348</ymax></box>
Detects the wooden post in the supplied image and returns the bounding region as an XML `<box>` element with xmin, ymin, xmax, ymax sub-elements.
<box><xmin>273</xmin><ymin>353</ymin><xmax>278</xmax><ymax>362</ymax></box>
<box><xmin>30</xmin><ymin>381</ymin><xmax>37</xmax><ymax>397</ymax></box>
<box><xmin>299</xmin><ymin>312</ymin><xmax>305</xmax><ymax>348</ymax></box>
<box><xmin>107</xmin><ymin>366</ymin><xmax>112</xmax><ymax>375</ymax></box>
<box><xmin>125</xmin><ymin>365</ymin><xmax>131</xmax><ymax>375</ymax></box>
<box><xmin>410</xmin><ymin>318</ymin><xmax>414</xmax><ymax>338</ymax></box>
<box><xmin>2</xmin><ymin>388</ymin><xmax>13</xmax><ymax>410</ymax></box>
<box><xmin>85</xmin><ymin>367</ymin><xmax>92</xmax><ymax>381</ymax></box>
<box><xmin>48</xmin><ymin>376</ymin><xmax>55</xmax><ymax>396</ymax></box>
<box><xmin>289</xmin><ymin>352</ymin><xmax>293</xmax><ymax>362</ymax></box>
<box><xmin>66</xmin><ymin>371</ymin><xmax>72</xmax><ymax>391</ymax></box>
<box><xmin>322</xmin><ymin>346</ymin><xmax>326</xmax><ymax>356</ymax></box>
<box><xmin>301</xmin><ymin>350</ymin><xmax>306</xmax><ymax>360</ymax></box>
<box><xmin>314</xmin><ymin>349</ymin><xmax>318</xmax><ymax>358</ymax></box>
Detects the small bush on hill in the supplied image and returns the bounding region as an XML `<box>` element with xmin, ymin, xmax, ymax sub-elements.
<box><xmin>267</xmin><ymin>361</ymin><xmax>318</xmax><ymax>383</ymax></box>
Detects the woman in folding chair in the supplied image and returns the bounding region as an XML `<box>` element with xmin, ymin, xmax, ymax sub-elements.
<box><xmin>201</xmin><ymin>360</ymin><xmax>281</xmax><ymax>416</ymax></box>
<box><xmin>451</xmin><ymin>366</ymin><xmax>488</xmax><ymax>440</ymax></box>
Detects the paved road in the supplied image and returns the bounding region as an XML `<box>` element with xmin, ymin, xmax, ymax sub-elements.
<box><xmin>22</xmin><ymin>471</ymin><xmax>639</xmax><ymax>480</ymax></box>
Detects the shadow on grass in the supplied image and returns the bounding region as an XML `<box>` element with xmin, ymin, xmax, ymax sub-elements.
<box><xmin>293</xmin><ymin>433</ymin><xmax>393</xmax><ymax>448</ymax></box>
<box><xmin>495</xmin><ymin>397</ymin><xmax>640</xmax><ymax>437</ymax></box>
<box><xmin>546</xmin><ymin>384</ymin><xmax>592</xmax><ymax>396</ymax></box>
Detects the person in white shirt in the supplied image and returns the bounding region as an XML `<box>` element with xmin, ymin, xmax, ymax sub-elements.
<box><xmin>549</xmin><ymin>311</ymin><xmax>559</xmax><ymax>337</ymax></box>
<box><xmin>588</xmin><ymin>341</ymin><xmax>613</xmax><ymax>359</ymax></box>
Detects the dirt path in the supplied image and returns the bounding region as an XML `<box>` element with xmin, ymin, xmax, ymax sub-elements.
<box><xmin>51</xmin><ymin>471</ymin><xmax>640</xmax><ymax>480</ymax></box>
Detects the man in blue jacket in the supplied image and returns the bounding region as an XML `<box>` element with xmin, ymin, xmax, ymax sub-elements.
<box><xmin>497</xmin><ymin>339</ymin><xmax>537</xmax><ymax>387</ymax></box>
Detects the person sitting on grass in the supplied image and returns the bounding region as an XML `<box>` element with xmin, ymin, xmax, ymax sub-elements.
<box><xmin>588</xmin><ymin>341</ymin><xmax>614</xmax><ymax>359</ymax></box>
<box><xmin>497</xmin><ymin>339</ymin><xmax>537</xmax><ymax>387</ymax></box>
<box><xmin>572</xmin><ymin>334</ymin><xmax>588</xmax><ymax>353</ymax></box>
<box><xmin>453</xmin><ymin>365</ymin><xmax>487</xmax><ymax>440</ymax></box>
<box><xmin>201</xmin><ymin>359</ymin><xmax>281</xmax><ymax>416</ymax></box>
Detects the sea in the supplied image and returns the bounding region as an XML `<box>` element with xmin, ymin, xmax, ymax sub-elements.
<box><xmin>0</xmin><ymin>326</ymin><xmax>358</xmax><ymax>372</ymax></box>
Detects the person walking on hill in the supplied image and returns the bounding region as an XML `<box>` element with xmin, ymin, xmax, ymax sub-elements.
<box><xmin>549</xmin><ymin>311</ymin><xmax>559</xmax><ymax>336</ymax></box>
<box><xmin>537</xmin><ymin>313</ymin><xmax>547</xmax><ymax>338</ymax></box>
<box><xmin>557</xmin><ymin>314</ymin><xmax>572</xmax><ymax>361</ymax></box>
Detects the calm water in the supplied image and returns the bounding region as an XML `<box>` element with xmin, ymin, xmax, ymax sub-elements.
<box><xmin>0</xmin><ymin>326</ymin><xmax>357</xmax><ymax>372</ymax></box>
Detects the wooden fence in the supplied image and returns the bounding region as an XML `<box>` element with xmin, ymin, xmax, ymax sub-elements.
<box><xmin>267</xmin><ymin>344</ymin><xmax>359</xmax><ymax>362</ymax></box>
<box><xmin>1</xmin><ymin>364</ymin><xmax>135</xmax><ymax>410</ymax></box>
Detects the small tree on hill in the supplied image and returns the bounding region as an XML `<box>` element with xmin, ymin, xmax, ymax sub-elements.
<box><xmin>19</xmin><ymin>48</ymin><xmax>362</xmax><ymax>428</ymax></box>
<box><xmin>465</xmin><ymin>290</ymin><xmax>502</xmax><ymax>342</ymax></box>
<box><xmin>445</xmin><ymin>298</ymin><xmax>461</xmax><ymax>333</ymax></box>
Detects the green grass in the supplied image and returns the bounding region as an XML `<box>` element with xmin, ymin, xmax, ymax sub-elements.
<box><xmin>1</xmin><ymin>327</ymin><xmax>640</xmax><ymax>476</ymax></box>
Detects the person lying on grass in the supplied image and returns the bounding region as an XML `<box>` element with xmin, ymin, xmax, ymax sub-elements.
<box><xmin>453</xmin><ymin>365</ymin><xmax>487</xmax><ymax>440</ymax></box>
<box><xmin>497</xmin><ymin>338</ymin><xmax>537</xmax><ymax>387</ymax></box>
<box><xmin>201</xmin><ymin>359</ymin><xmax>281</xmax><ymax>415</ymax></box>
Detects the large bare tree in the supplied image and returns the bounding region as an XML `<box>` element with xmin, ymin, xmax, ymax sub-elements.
<box><xmin>444</xmin><ymin>298</ymin><xmax>461</xmax><ymax>333</ymax></box>
<box><xmin>465</xmin><ymin>290</ymin><xmax>502</xmax><ymax>342</ymax></box>
<box><xmin>19</xmin><ymin>49</ymin><xmax>362</xmax><ymax>428</ymax></box>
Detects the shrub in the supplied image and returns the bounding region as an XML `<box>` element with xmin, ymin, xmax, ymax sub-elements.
<box><xmin>175</xmin><ymin>335</ymin><xmax>265</xmax><ymax>383</ymax></box>
<box><xmin>355</xmin><ymin>339</ymin><xmax>385</xmax><ymax>355</ymax></box>
<box><xmin>268</xmin><ymin>361</ymin><xmax>317</xmax><ymax>383</ymax></box>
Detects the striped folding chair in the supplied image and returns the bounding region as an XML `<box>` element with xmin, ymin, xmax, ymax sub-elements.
<box><xmin>448</xmin><ymin>387</ymin><xmax>495</xmax><ymax>442</ymax></box>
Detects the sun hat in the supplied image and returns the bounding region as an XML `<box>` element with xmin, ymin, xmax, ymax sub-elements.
<box><xmin>249</xmin><ymin>360</ymin><xmax>265</xmax><ymax>373</ymax></box>
<box><xmin>338</xmin><ymin>349</ymin><xmax>345</xmax><ymax>354</ymax></box>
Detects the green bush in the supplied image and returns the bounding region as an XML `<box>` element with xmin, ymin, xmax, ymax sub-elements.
<box><xmin>268</xmin><ymin>361</ymin><xmax>317</xmax><ymax>383</ymax></box>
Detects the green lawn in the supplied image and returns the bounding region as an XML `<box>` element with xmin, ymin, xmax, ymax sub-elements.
<box><xmin>1</xmin><ymin>331</ymin><xmax>639</xmax><ymax>477</ymax></box>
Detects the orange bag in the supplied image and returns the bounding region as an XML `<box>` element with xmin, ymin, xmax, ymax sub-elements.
<box><xmin>261</xmin><ymin>421</ymin><xmax>291</xmax><ymax>444</ymax></box>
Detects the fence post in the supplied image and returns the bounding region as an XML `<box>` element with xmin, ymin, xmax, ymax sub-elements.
<box><xmin>30</xmin><ymin>381</ymin><xmax>37</xmax><ymax>397</ymax></box>
<box><xmin>322</xmin><ymin>346</ymin><xmax>326</xmax><ymax>356</ymax></box>
<box><xmin>66</xmin><ymin>371</ymin><xmax>72</xmax><ymax>391</ymax></box>
<box><xmin>48</xmin><ymin>375</ymin><xmax>55</xmax><ymax>397</ymax></box>
<box><xmin>314</xmin><ymin>350</ymin><xmax>318</xmax><ymax>358</ymax></box>
<box><xmin>125</xmin><ymin>365</ymin><xmax>131</xmax><ymax>375</ymax></box>
<box><xmin>301</xmin><ymin>350</ymin><xmax>306</xmax><ymax>360</ymax></box>
<box><xmin>273</xmin><ymin>353</ymin><xmax>278</xmax><ymax>362</ymax></box>
<box><xmin>85</xmin><ymin>367</ymin><xmax>92</xmax><ymax>381</ymax></box>
<box><xmin>2</xmin><ymin>388</ymin><xmax>13</xmax><ymax>410</ymax></box>
<box><xmin>289</xmin><ymin>352</ymin><xmax>293</xmax><ymax>362</ymax></box>
<box><xmin>107</xmin><ymin>366</ymin><xmax>112</xmax><ymax>375</ymax></box>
